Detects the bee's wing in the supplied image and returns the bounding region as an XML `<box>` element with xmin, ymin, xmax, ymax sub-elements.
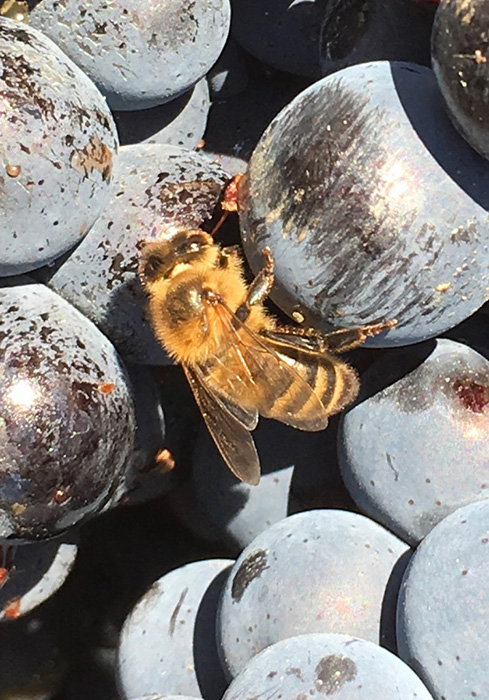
<box><xmin>182</xmin><ymin>364</ymin><xmax>261</xmax><ymax>485</ymax></box>
<box><xmin>203</xmin><ymin>301</ymin><xmax>330</xmax><ymax>432</ymax></box>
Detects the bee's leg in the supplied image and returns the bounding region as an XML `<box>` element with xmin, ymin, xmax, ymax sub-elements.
<box><xmin>235</xmin><ymin>247</ymin><xmax>275</xmax><ymax>323</ymax></box>
<box><xmin>261</xmin><ymin>326</ymin><xmax>327</xmax><ymax>353</ymax></box>
<box><xmin>262</xmin><ymin>320</ymin><xmax>396</xmax><ymax>354</ymax></box>
<box><xmin>322</xmin><ymin>320</ymin><xmax>397</xmax><ymax>353</ymax></box>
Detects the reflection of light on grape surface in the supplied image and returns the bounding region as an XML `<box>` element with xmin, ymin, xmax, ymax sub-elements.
<box><xmin>370</xmin><ymin>158</ymin><xmax>412</xmax><ymax>220</ymax></box>
<box><xmin>462</xmin><ymin>423</ymin><xmax>486</xmax><ymax>442</ymax></box>
<box><xmin>8</xmin><ymin>379</ymin><xmax>38</xmax><ymax>410</ymax></box>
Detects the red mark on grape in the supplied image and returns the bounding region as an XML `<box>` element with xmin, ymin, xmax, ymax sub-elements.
<box><xmin>453</xmin><ymin>380</ymin><xmax>489</xmax><ymax>414</ymax></box>
<box><xmin>98</xmin><ymin>382</ymin><xmax>116</xmax><ymax>394</ymax></box>
<box><xmin>4</xmin><ymin>597</ymin><xmax>21</xmax><ymax>619</ymax></box>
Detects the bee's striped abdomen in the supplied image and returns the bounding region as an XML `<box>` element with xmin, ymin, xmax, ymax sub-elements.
<box><xmin>255</xmin><ymin>342</ymin><xmax>360</xmax><ymax>431</ymax></box>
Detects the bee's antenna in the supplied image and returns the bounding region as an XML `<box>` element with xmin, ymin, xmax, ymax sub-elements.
<box><xmin>210</xmin><ymin>211</ymin><xmax>229</xmax><ymax>237</ymax></box>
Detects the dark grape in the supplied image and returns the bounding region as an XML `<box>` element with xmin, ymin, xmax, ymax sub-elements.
<box><xmin>113</xmin><ymin>79</ymin><xmax>210</xmax><ymax>149</ymax></box>
<box><xmin>320</xmin><ymin>0</ymin><xmax>433</xmax><ymax>75</ymax></box>
<box><xmin>0</xmin><ymin>278</ymin><xmax>135</xmax><ymax>540</ymax></box>
<box><xmin>193</xmin><ymin>417</ymin><xmax>351</xmax><ymax>552</ymax></box>
<box><xmin>0</xmin><ymin>536</ymin><xmax>77</xmax><ymax>620</ymax></box>
<box><xmin>240</xmin><ymin>61</ymin><xmax>489</xmax><ymax>345</ymax></box>
<box><xmin>432</xmin><ymin>0</ymin><xmax>489</xmax><ymax>160</ymax></box>
<box><xmin>229</xmin><ymin>0</ymin><xmax>325</xmax><ymax>78</ymax></box>
<box><xmin>397</xmin><ymin>499</ymin><xmax>489</xmax><ymax>699</ymax></box>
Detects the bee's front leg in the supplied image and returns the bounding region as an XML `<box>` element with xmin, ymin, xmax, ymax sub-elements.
<box><xmin>235</xmin><ymin>247</ymin><xmax>274</xmax><ymax>323</ymax></box>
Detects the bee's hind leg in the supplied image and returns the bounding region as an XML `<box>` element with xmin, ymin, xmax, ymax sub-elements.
<box><xmin>235</xmin><ymin>247</ymin><xmax>275</xmax><ymax>323</ymax></box>
<box><xmin>322</xmin><ymin>320</ymin><xmax>397</xmax><ymax>353</ymax></box>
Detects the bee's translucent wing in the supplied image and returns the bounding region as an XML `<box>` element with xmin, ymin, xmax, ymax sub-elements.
<box><xmin>182</xmin><ymin>364</ymin><xmax>261</xmax><ymax>485</ymax></box>
<box><xmin>201</xmin><ymin>301</ymin><xmax>331</xmax><ymax>432</ymax></box>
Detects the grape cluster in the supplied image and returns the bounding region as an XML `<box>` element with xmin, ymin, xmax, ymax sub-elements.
<box><xmin>1</xmin><ymin>1</ymin><xmax>488</xmax><ymax>699</ymax></box>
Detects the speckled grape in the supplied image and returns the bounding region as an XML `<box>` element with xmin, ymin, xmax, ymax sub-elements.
<box><xmin>432</xmin><ymin>0</ymin><xmax>489</xmax><ymax>160</ymax></box>
<box><xmin>239</xmin><ymin>61</ymin><xmax>489</xmax><ymax>345</ymax></box>
<box><xmin>35</xmin><ymin>144</ymin><xmax>228</xmax><ymax>364</ymax></box>
<box><xmin>223</xmin><ymin>633</ymin><xmax>434</xmax><ymax>700</ymax></box>
<box><xmin>0</xmin><ymin>278</ymin><xmax>136</xmax><ymax>540</ymax></box>
<box><xmin>397</xmin><ymin>500</ymin><xmax>489</xmax><ymax>699</ymax></box>
<box><xmin>30</xmin><ymin>0</ymin><xmax>231</xmax><ymax>110</ymax></box>
<box><xmin>0</xmin><ymin>18</ymin><xmax>118</xmax><ymax>277</ymax></box>
<box><xmin>217</xmin><ymin>509</ymin><xmax>411</xmax><ymax>678</ymax></box>
<box><xmin>113</xmin><ymin>79</ymin><xmax>210</xmax><ymax>149</ymax></box>
<box><xmin>118</xmin><ymin>559</ymin><xmax>232</xmax><ymax>700</ymax></box>
<box><xmin>339</xmin><ymin>338</ymin><xmax>489</xmax><ymax>545</ymax></box>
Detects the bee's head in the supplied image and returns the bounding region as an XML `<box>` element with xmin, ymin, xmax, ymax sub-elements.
<box><xmin>138</xmin><ymin>229</ymin><xmax>216</xmax><ymax>287</ymax></box>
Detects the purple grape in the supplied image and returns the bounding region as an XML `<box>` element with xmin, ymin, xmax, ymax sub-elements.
<box><xmin>30</xmin><ymin>0</ymin><xmax>231</xmax><ymax>110</ymax></box>
<box><xmin>111</xmin><ymin>364</ymin><xmax>168</xmax><ymax>507</ymax></box>
<box><xmin>0</xmin><ymin>537</ymin><xmax>77</xmax><ymax>621</ymax></box>
<box><xmin>239</xmin><ymin>61</ymin><xmax>489</xmax><ymax>345</ymax></box>
<box><xmin>339</xmin><ymin>338</ymin><xmax>489</xmax><ymax>544</ymax></box>
<box><xmin>0</xmin><ymin>17</ymin><xmax>118</xmax><ymax>276</ymax></box>
<box><xmin>113</xmin><ymin>79</ymin><xmax>210</xmax><ymax>149</ymax></box>
<box><xmin>0</xmin><ymin>604</ymin><xmax>67</xmax><ymax>696</ymax></box>
<box><xmin>131</xmin><ymin>697</ymin><xmax>204</xmax><ymax>700</ymax></box>
<box><xmin>118</xmin><ymin>559</ymin><xmax>232</xmax><ymax>700</ymax></box>
<box><xmin>217</xmin><ymin>510</ymin><xmax>411</xmax><ymax>678</ymax></box>
<box><xmin>320</xmin><ymin>0</ymin><xmax>433</xmax><ymax>75</ymax></box>
<box><xmin>397</xmin><ymin>499</ymin><xmax>489</xmax><ymax>699</ymax></box>
<box><xmin>0</xmin><ymin>278</ymin><xmax>136</xmax><ymax>540</ymax></box>
<box><xmin>432</xmin><ymin>0</ymin><xmax>489</xmax><ymax>160</ymax></box>
<box><xmin>203</xmin><ymin>61</ymin><xmax>309</xmax><ymax>174</ymax></box>
<box><xmin>208</xmin><ymin>37</ymin><xmax>249</xmax><ymax>99</ymax></box>
<box><xmin>193</xmin><ymin>417</ymin><xmax>352</xmax><ymax>553</ymax></box>
<box><xmin>229</xmin><ymin>0</ymin><xmax>325</xmax><ymax>78</ymax></box>
<box><xmin>35</xmin><ymin>144</ymin><xmax>228</xmax><ymax>364</ymax></box>
<box><xmin>223</xmin><ymin>633</ymin><xmax>434</xmax><ymax>700</ymax></box>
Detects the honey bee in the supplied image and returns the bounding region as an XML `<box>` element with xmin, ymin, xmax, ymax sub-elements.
<box><xmin>139</xmin><ymin>215</ymin><xmax>394</xmax><ymax>485</ymax></box>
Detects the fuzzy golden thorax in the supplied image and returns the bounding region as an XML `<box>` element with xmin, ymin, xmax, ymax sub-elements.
<box><xmin>140</xmin><ymin>232</ymin><xmax>270</xmax><ymax>366</ymax></box>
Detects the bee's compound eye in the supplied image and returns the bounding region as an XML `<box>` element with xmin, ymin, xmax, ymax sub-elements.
<box><xmin>140</xmin><ymin>251</ymin><xmax>166</xmax><ymax>282</ymax></box>
<box><xmin>186</xmin><ymin>234</ymin><xmax>206</xmax><ymax>253</ymax></box>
